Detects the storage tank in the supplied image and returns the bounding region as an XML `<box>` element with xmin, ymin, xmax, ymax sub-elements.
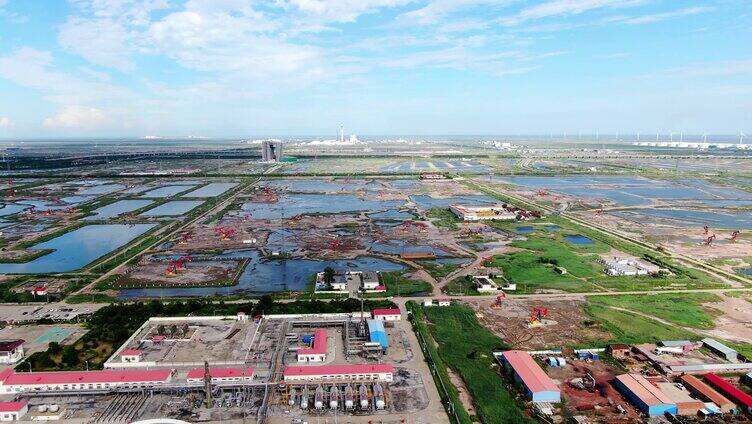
<box><xmin>374</xmin><ymin>383</ymin><xmax>385</xmax><ymax>410</ymax></box>
<box><xmin>359</xmin><ymin>384</ymin><xmax>369</xmax><ymax>409</ymax></box>
<box><xmin>37</xmin><ymin>405</ymin><xmax>48</xmax><ymax>413</ymax></box>
<box><xmin>300</xmin><ymin>386</ymin><xmax>309</xmax><ymax>409</ymax></box>
<box><xmin>557</xmin><ymin>357</ymin><xmax>567</xmax><ymax>367</ymax></box>
<box><xmin>344</xmin><ymin>385</ymin><xmax>354</xmax><ymax>409</ymax></box>
<box><xmin>314</xmin><ymin>385</ymin><xmax>324</xmax><ymax>410</ymax></box>
<box><xmin>329</xmin><ymin>386</ymin><xmax>340</xmax><ymax>409</ymax></box>
<box><xmin>48</xmin><ymin>405</ymin><xmax>60</xmax><ymax>413</ymax></box>
<box><xmin>288</xmin><ymin>387</ymin><xmax>296</xmax><ymax>406</ymax></box>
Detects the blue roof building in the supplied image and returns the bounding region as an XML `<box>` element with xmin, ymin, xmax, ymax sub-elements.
<box><xmin>367</xmin><ymin>319</ymin><xmax>389</xmax><ymax>351</ymax></box>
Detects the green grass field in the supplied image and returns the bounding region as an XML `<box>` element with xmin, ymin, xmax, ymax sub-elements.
<box><xmin>376</xmin><ymin>271</ymin><xmax>433</xmax><ymax>296</ymax></box>
<box><xmin>484</xmin><ymin>224</ymin><xmax>725</xmax><ymax>293</ymax></box>
<box><xmin>419</xmin><ymin>260</ymin><xmax>463</xmax><ymax>280</ymax></box>
<box><xmin>588</xmin><ymin>293</ymin><xmax>721</xmax><ymax>329</ymax></box>
<box><xmin>416</xmin><ymin>303</ymin><xmax>534</xmax><ymax>424</ymax></box>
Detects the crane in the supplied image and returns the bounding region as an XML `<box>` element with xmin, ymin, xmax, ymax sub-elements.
<box><xmin>703</xmin><ymin>234</ymin><xmax>716</xmax><ymax>246</ymax></box>
<box><xmin>730</xmin><ymin>231</ymin><xmax>740</xmax><ymax>242</ymax></box>
<box><xmin>491</xmin><ymin>293</ymin><xmax>506</xmax><ymax>309</ymax></box>
<box><xmin>529</xmin><ymin>307</ymin><xmax>549</xmax><ymax>325</ymax></box>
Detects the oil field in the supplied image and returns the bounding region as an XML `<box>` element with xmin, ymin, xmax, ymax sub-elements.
<box><xmin>0</xmin><ymin>137</ymin><xmax>750</xmax><ymax>424</ymax></box>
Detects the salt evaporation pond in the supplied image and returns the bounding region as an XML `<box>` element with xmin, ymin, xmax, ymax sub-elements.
<box><xmin>140</xmin><ymin>200</ymin><xmax>203</xmax><ymax>217</ymax></box>
<box><xmin>515</xmin><ymin>226</ymin><xmax>534</xmax><ymax>233</ymax></box>
<box><xmin>409</xmin><ymin>195</ymin><xmax>497</xmax><ymax>209</ymax></box>
<box><xmin>367</xmin><ymin>210</ymin><xmax>415</xmax><ymax>220</ymax></box>
<box><xmin>118</xmin><ymin>251</ymin><xmax>404</xmax><ymax>298</ymax></box>
<box><xmin>77</xmin><ymin>184</ymin><xmax>125</xmax><ymax>195</ymax></box>
<box><xmin>241</xmin><ymin>194</ymin><xmax>403</xmax><ymax>219</ymax></box>
<box><xmin>182</xmin><ymin>182</ymin><xmax>238</xmax><ymax>198</ymax></box>
<box><xmin>613</xmin><ymin>209</ymin><xmax>752</xmax><ymax>229</ymax></box>
<box><xmin>0</xmin><ymin>203</ymin><xmax>29</xmax><ymax>217</ymax></box>
<box><xmin>494</xmin><ymin>176</ymin><xmax>752</xmax><ymax>207</ymax></box>
<box><xmin>261</xmin><ymin>179</ymin><xmax>383</xmax><ymax>193</ymax></box>
<box><xmin>0</xmin><ymin>223</ymin><xmax>156</xmax><ymax>274</ymax></box>
<box><xmin>85</xmin><ymin>199</ymin><xmax>154</xmax><ymax>220</ymax></box>
<box><xmin>382</xmin><ymin>160</ymin><xmax>489</xmax><ymax>173</ymax></box>
<box><xmin>141</xmin><ymin>185</ymin><xmax>196</xmax><ymax>198</ymax></box>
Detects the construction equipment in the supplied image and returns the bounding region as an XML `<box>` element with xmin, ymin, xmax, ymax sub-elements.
<box><xmin>329</xmin><ymin>239</ymin><xmax>341</xmax><ymax>251</ymax></box>
<box><xmin>536</xmin><ymin>189</ymin><xmax>549</xmax><ymax>197</ymax></box>
<box><xmin>594</xmin><ymin>208</ymin><xmax>604</xmax><ymax>216</ymax></box>
<box><xmin>481</xmin><ymin>256</ymin><xmax>493</xmax><ymax>266</ymax></box>
<box><xmin>703</xmin><ymin>234</ymin><xmax>716</xmax><ymax>246</ymax></box>
<box><xmin>491</xmin><ymin>293</ymin><xmax>506</xmax><ymax>309</ymax></box>
<box><xmin>215</xmin><ymin>226</ymin><xmax>236</xmax><ymax>240</ymax></box>
<box><xmin>730</xmin><ymin>230</ymin><xmax>740</xmax><ymax>242</ymax></box>
<box><xmin>6</xmin><ymin>178</ymin><xmax>14</xmax><ymax>198</ymax></box>
<box><xmin>703</xmin><ymin>225</ymin><xmax>709</xmax><ymax>235</ymax></box>
<box><xmin>529</xmin><ymin>307</ymin><xmax>549</xmax><ymax>325</ymax></box>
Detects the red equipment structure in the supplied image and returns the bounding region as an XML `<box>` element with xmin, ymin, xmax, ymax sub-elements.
<box><xmin>704</xmin><ymin>234</ymin><xmax>716</xmax><ymax>246</ymax></box>
<box><xmin>328</xmin><ymin>239</ymin><xmax>341</xmax><ymax>251</ymax></box>
<box><xmin>703</xmin><ymin>225</ymin><xmax>709</xmax><ymax>235</ymax></box>
<box><xmin>594</xmin><ymin>208</ymin><xmax>604</xmax><ymax>216</ymax></box>
<box><xmin>481</xmin><ymin>256</ymin><xmax>493</xmax><ymax>266</ymax></box>
<box><xmin>730</xmin><ymin>231</ymin><xmax>740</xmax><ymax>242</ymax></box>
<box><xmin>536</xmin><ymin>189</ymin><xmax>549</xmax><ymax>197</ymax></box>
<box><xmin>215</xmin><ymin>227</ymin><xmax>236</xmax><ymax>240</ymax></box>
<box><xmin>529</xmin><ymin>307</ymin><xmax>549</xmax><ymax>325</ymax></box>
<box><xmin>491</xmin><ymin>293</ymin><xmax>506</xmax><ymax>309</ymax></box>
<box><xmin>178</xmin><ymin>232</ymin><xmax>193</xmax><ymax>245</ymax></box>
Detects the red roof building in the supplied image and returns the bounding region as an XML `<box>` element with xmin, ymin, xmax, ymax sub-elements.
<box><xmin>0</xmin><ymin>369</ymin><xmax>172</xmax><ymax>394</ymax></box>
<box><xmin>283</xmin><ymin>364</ymin><xmax>394</xmax><ymax>383</ymax></box>
<box><xmin>372</xmin><ymin>308</ymin><xmax>401</xmax><ymax>321</ymax></box>
<box><xmin>186</xmin><ymin>367</ymin><xmax>254</xmax><ymax>383</ymax></box>
<box><xmin>297</xmin><ymin>329</ymin><xmax>328</xmax><ymax>362</ymax></box>
<box><xmin>500</xmin><ymin>350</ymin><xmax>560</xmax><ymax>402</ymax></box>
<box><xmin>704</xmin><ymin>373</ymin><xmax>752</xmax><ymax>411</ymax></box>
<box><xmin>0</xmin><ymin>400</ymin><xmax>28</xmax><ymax>420</ymax></box>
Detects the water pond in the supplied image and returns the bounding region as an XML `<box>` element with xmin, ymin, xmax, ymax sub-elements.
<box><xmin>564</xmin><ymin>234</ymin><xmax>594</xmax><ymax>245</ymax></box>
<box><xmin>409</xmin><ymin>195</ymin><xmax>497</xmax><ymax>209</ymax></box>
<box><xmin>140</xmin><ymin>201</ymin><xmax>203</xmax><ymax>217</ymax></box>
<box><xmin>182</xmin><ymin>182</ymin><xmax>238</xmax><ymax>198</ymax></box>
<box><xmin>85</xmin><ymin>200</ymin><xmax>154</xmax><ymax>220</ymax></box>
<box><xmin>141</xmin><ymin>185</ymin><xmax>196</xmax><ymax>198</ymax></box>
<box><xmin>0</xmin><ymin>223</ymin><xmax>156</xmax><ymax>274</ymax></box>
<box><xmin>241</xmin><ymin>194</ymin><xmax>403</xmax><ymax>219</ymax></box>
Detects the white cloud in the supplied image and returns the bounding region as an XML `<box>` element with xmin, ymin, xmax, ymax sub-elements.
<box><xmin>616</xmin><ymin>6</ymin><xmax>710</xmax><ymax>24</ymax></box>
<box><xmin>503</xmin><ymin>0</ymin><xmax>646</xmax><ymax>25</ymax></box>
<box><xmin>646</xmin><ymin>59</ymin><xmax>752</xmax><ymax>79</ymax></box>
<box><xmin>42</xmin><ymin>106</ymin><xmax>108</xmax><ymax>129</ymax></box>
<box><xmin>282</xmin><ymin>0</ymin><xmax>414</xmax><ymax>23</ymax></box>
<box><xmin>400</xmin><ymin>0</ymin><xmax>507</xmax><ymax>25</ymax></box>
<box><xmin>0</xmin><ymin>117</ymin><xmax>10</xmax><ymax>128</ymax></box>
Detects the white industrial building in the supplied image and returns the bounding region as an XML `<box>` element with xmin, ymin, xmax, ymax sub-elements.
<box><xmin>0</xmin><ymin>340</ymin><xmax>24</xmax><ymax>364</ymax></box>
<box><xmin>602</xmin><ymin>258</ymin><xmax>650</xmax><ymax>276</ymax></box>
<box><xmin>473</xmin><ymin>276</ymin><xmax>499</xmax><ymax>292</ymax></box>
<box><xmin>371</xmin><ymin>308</ymin><xmax>401</xmax><ymax>321</ymax></box>
<box><xmin>449</xmin><ymin>204</ymin><xmax>517</xmax><ymax>221</ymax></box>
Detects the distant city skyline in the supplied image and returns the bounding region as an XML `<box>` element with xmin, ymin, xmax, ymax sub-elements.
<box><xmin>0</xmin><ymin>0</ymin><xmax>750</xmax><ymax>137</ymax></box>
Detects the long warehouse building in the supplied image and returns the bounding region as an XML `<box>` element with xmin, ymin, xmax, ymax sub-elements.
<box><xmin>704</xmin><ymin>373</ymin><xmax>752</xmax><ymax>413</ymax></box>
<box><xmin>499</xmin><ymin>350</ymin><xmax>560</xmax><ymax>402</ymax></box>
<box><xmin>283</xmin><ymin>364</ymin><xmax>394</xmax><ymax>383</ymax></box>
<box><xmin>0</xmin><ymin>369</ymin><xmax>173</xmax><ymax>394</ymax></box>
<box><xmin>614</xmin><ymin>374</ymin><xmax>677</xmax><ymax>417</ymax></box>
<box><xmin>679</xmin><ymin>374</ymin><xmax>736</xmax><ymax>414</ymax></box>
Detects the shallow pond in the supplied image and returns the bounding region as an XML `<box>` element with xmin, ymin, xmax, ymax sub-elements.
<box><xmin>409</xmin><ymin>194</ymin><xmax>497</xmax><ymax>209</ymax></box>
<box><xmin>141</xmin><ymin>185</ymin><xmax>196</xmax><ymax>198</ymax></box>
<box><xmin>140</xmin><ymin>200</ymin><xmax>203</xmax><ymax>217</ymax></box>
<box><xmin>85</xmin><ymin>200</ymin><xmax>154</xmax><ymax>220</ymax></box>
<box><xmin>564</xmin><ymin>234</ymin><xmax>594</xmax><ymax>245</ymax></box>
<box><xmin>241</xmin><ymin>194</ymin><xmax>403</xmax><ymax>219</ymax></box>
<box><xmin>118</xmin><ymin>251</ymin><xmax>404</xmax><ymax>298</ymax></box>
<box><xmin>613</xmin><ymin>208</ymin><xmax>752</xmax><ymax>229</ymax></box>
<box><xmin>367</xmin><ymin>210</ymin><xmax>415</xmax><ymax>220</ymax></box>
<box><xmin>182</xmin><ymin>182</ymin><xmax>238</xmax><ymax>198</ymax></box>
<box><xmin>0</xmin><ymin>223</ymin><xmax>157</xmax><ymax>274</ymax></box>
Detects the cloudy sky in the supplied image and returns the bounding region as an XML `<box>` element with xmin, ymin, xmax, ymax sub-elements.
<box><xmin>0</xmin><ymin>0</ymin><xmax>750</xmax><ymax>137</ymax></box>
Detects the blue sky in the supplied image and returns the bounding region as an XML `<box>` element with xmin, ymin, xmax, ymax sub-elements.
<box><xmin>0</xmin><ymin>0</ymin><xmax>750</xmax><ymax>137</ymax></box>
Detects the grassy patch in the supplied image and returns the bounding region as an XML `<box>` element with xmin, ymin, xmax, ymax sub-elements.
<box><xmin>419</xmin><ymin>260</ymin><xmax>463</xmax><ymax>280</ymax></box>
<box><xmin>426</xmin><ymin>208</ymin><xmax>460</xmax><ymax>231</ymax></box>
<box><xmin>583</xmin><ymin>304</ymin><xmax>698</xmax><ymax>345</ymax></box>
<box><xmin>416</xmin><ymin>303</ymin><xmax>533</xmax><ymax>424</ymax></box>
<box><xmin>588</xmin><ymin>293</ymin><xmax>721</xmax><ymax>329</ymax></box>
<box><xmin>377</xmin><ymin>271</ymin><xmax>433</xmax><ymax>296</ymax></box>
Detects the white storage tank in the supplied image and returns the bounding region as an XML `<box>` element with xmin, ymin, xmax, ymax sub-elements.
<box><xmin>48</xmin><ymin>404</ymin><xmax>60</xmax><ymax>413</ymax></box>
